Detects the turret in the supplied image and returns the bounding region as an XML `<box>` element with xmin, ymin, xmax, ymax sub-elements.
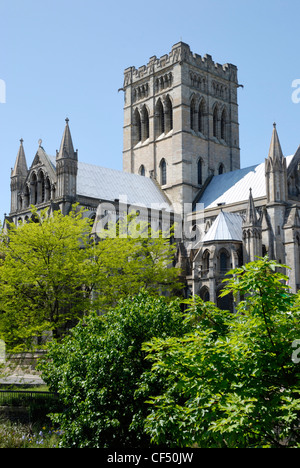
<box><xmin>10</xmin><ymin>139</ymin><xmax>28</xmax><ymax>213</ymax></box>
<box><xmin>265</xmin><ymin>123</ymin><xmax>288</xmax><ymax>203</ymax></box>
<box><xmin>242</xmin><ymin>188</ymin><xmax>262</xmax><ymax>262</ymax></box>
<box><xmin>56</xmin><ymin>118</ymin><xmax>78</xmax><ymax>213</ymax></box>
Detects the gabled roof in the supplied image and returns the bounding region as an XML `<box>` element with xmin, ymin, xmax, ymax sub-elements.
<box><xmin>198</xmin><ymin>155</ymin><xmax>294</xmax><ymax>210</ymax></box>
<box><xmin>202</xmin><ymin>210</ymin><xmax>243</xmax><ymax>242</ymax></box>
<box><xmin>48</xmin><ymin>156</ymin><xmax>171</xmax><ymax>209</ymax></box>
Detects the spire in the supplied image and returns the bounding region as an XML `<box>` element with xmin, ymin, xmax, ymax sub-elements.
<box><xmin>265</xmin><ymin>123</ymin><xmax>288</xmax><ymax>203</ymax></box>
<box><xmin>244</xmin><ymin>188</ymin><xmax>258</xmax><ymax>225</ymax></box>
<box><xmin>267</xmin><ymin>123</ymin><xmax>284</xmax><ymax>163</ymax></box>
<box><xmin>56</xmin><ymin>118</ymin><xmax>77</xmax><ymax>160</ymax></box>
<box><xmin>11</xmin><ymin>138</ymin><xmax>28</xmax><ymax>177</ymax></box>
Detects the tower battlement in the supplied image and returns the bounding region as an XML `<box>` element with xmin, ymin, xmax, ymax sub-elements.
<box><xmin>124</xmin><ymin>42</ymin><xmax>238</xmax><ymax>87</ymax></box>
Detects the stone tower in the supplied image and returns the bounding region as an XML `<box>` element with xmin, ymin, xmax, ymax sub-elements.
<box><xmin>122</xmin><ymin>42</ymin><xmax>240</xmax><ymax>212</ymax></box>
<box><xmin>56</xmin><ymin>118</ymin><xmax>78</xmax><ymax>214</ymax></box>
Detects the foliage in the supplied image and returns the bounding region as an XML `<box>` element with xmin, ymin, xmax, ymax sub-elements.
<box><xmin>0</xmin><ymin>420</ymin><xmax>62</xmax><ymax>448</ymax></box>
<box><xmin>90</xmin><ymin>212</ymin><xmax>182</xmax><ymax>310</ymax></box>
<box><xmin>0</xmin><ymin>206</ymin><xmax>181</xmax><ymax>350</ymax></box>
<box><xmin>0</xmin><ymin>206</ymin><xmax>94</xmax><ymax>348</ymax></box>
<box><xmin>38</xmin><ymin>292</ymin><xmax>190</xmax><ymax>448</ymax></box>
<box><xmin>142</xmin><ymin>258</ymin><xmax>300</xmax><ymax>448</ymax></box>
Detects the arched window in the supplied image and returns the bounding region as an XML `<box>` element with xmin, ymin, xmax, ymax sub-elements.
<box><xmin>197</xmin><ymin>159</ymin><xmax>203</xmax><ymax>185</ymax></box>
<box><xmin>221</xmin><ymin>109</ymin><xmax>227</xmax><ymax>141</ymax></box>
<box><xmin>134</xmin><ymin>108</ymin><xmax>142</xmax><ymax>144</ymax></box>
<box><xmin>160</xmin><ymin>159</ymin><xmax>167</xmax><ymax>185</ymax></box>
<box><xmin>213</xmin><ymin>105</ymin><xmax>218</xmax><ymax>138</ymax></box>
<box><xmin>141</xmin><ymin>105</ymin><xmax>150</xmax><ymax>141</ymax></box>
<box><xmin>219</xmin><ymin>250</ymin><xmax>228</xmax><ymax>274</ymax></box>
<box><xmin>139</xmin><ymin>165</ymin><xmax>145</xmax><ymax>176</ymax></box>
<box><xmin>45</xmin><ymin>177</ymin><xmax>51</xmax><ymax>202</ymax></box>
<box><xmin>200</xmin><ymin>286</ymin><xmax>210</xmax><ymax>302</ymax></box>
<box><xmin>190</xmin><ymin>98</ymin><xmax>195</xmax><ymax>130</ymax></box>
<box><xmin>155</xmin><ymin>99</ymin><xmax>165</xmax><ymax>136</ymax></box>
<box><xmin>164</xmin><ymin>95</ymin><xmax>173</xmax><ymax>133</ymax></box>
<box><xmin>203</xmin><ymin>249</ymin><xmax>210</xmax><ymax>273</ymax></box>
<box><xmin>218</xmin><ymin>163</ymin><xmax>225</xmax><ymax>175</ymax></box>
<box><xmin>30</xmin><ymin>173</ymin><xmax>38</xmax><ymax>205</ymax></box>
<box><xmin>38</xmin><ymin>171</ymin><xmax>45</xmax><ymax>204</ymax></box>
<box><xmin>198</xmin><ymin>100</ymin><xmax>205</xmax><ymax>134</ymax></box>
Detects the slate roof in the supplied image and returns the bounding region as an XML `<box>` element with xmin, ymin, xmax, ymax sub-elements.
<box><xmin>198</xmin><ymin>155</ymin><xmax>294</xmax><ymax>209</ymax></box>
<box><xmin>48</xmin><ymin>156</ymin><xmax>171</xmax><ymax>209</ymax></box>
<box><xmin>202</xmin><ymin>210</ymin><xmax>243</xmax><ymax>242</ymax></box>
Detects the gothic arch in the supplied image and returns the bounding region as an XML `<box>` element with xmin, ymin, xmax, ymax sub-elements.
<box><xmin>220</xmin><ymin>107</ymin><xmax>228</xmax><ymax>142</ymax></box>
<box><xmin>37</xmin><ymin>170</ymin><xmax>46</xmax><ymax>204</ymax></box>
<box><xmin>30</xmin><ymin>172</ymin><xmax>38</xmax><ymax>205</ymax></box>
<box><xmin>197</xmin><ymin>157</ymin><xmax>203</xmax><ymax>185</ymax></box>
<box><xmin>139</xmin><ymin>165</ymin><xmax>145</xmax><ymax>176</ymax></box>
<box><xmin>45</xmin><ymin>177</ymin><xmax>51</xmax><ymax>202</ymax></box>
<box><xmin>155</xmin><ymin>98</ymin><xmax>165</xmax><ymax>136</ymax></box>
<box><xmin>133</xmin><ymin>108</ymin><xmax>142</xmax><ymax>145</ymax></box>
<box><xmin>202</xmin><ymin>248</ymin><xmax>210</xmax><ymax>273</ymax></box>
<box><xmin>199</xmin><ymin>286</ymin><xmax>210</xmax><ymax>302</ymax></box>
<box><xmin>141</xmin><ymin>105</ymin><xmax>150</xmax><ymax>141</ymax></box>
<box><xmin>190</xmin><ymin>95</ymin><xmax>196</xmax><ymax>131</ymax></box>
<box><xmin>164</xmin><ymin>95</ymin><xmax>173</xmax><ymax>133</ymax></box>
<box><xmin>212</xmin><ymin>103</ymin><xmax>219</xmax><ymax>138</ymax></box>
<box><xmin>160</xmin><ymin>158</ymin><xmax>167</xmax><ymax>185</ymax></box>
<box><xmin>198</xmin><ymin>98</ymin><xmax>206</xmax><ymax>135</ymax></box>
<box><xmin>218</xmin><ymin>247</ymin><xmax>230</xmax><ymax>274</ymax></box>
<box><xmin>218</xmin><ymin>163</ymin><xmax>225</xmax><ymax>175</ymax></box>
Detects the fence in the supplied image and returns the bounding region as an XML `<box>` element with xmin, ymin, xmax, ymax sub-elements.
<box><xmin>0</xmin><ymin>390</ymin><xmax>58</xmax><ymax>407</ymax></box>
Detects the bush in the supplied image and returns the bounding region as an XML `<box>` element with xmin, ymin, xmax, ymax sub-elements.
<box><xmin>38</xmin><ymin>292</ymin><xmax>190</xmax><ymax>448</ymax></box>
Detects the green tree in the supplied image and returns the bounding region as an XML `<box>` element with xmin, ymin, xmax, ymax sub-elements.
<box><xmin>38</xmin><ymin>292</ymin><xmax>190</xmax><ymax>448</ymax></box>
<box><xmin>142</xmin><ymin>258</ymin><xmax>300</xmax><ymax>448</ymax></box>
<box><xmin>0</xmin><ymin>206</ymin><xmax>94</xmax><ymax>348</ymax></box>
<box><xmin>0</xmin><ymin>207</ymin><xmax>181</xmax><ymax>350</ymax></box>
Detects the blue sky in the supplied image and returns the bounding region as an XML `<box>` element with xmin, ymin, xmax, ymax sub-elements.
<box><xmin>1</xmin><ymin>0</ymin><xmax>300</xmax><ymax>221</ymax></box>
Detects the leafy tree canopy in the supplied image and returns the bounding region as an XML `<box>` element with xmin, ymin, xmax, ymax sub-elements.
<box><xmin>38</xmin><ymin>292</ymin><xmax>190</xmax><ymax>448</ymax></box>
<box><xmin>142</xmin><ymin>258</ymin><xmax>300</xmax><ymax>448</ymax></box>
<box><xmin>0</xmin><ymin>206</ymin><xmax>181</xmax><ymax>350</ymax></box>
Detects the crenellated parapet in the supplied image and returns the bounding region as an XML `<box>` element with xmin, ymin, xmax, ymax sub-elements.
<box><xmin>123</xmin><ymin>42</ymin><xmax>238</xmax><ymax>88</ymax></box>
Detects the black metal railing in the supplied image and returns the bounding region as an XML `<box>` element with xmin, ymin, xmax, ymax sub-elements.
<box><xmin>0</xmin><ymin>390</ymin><xmax>58</xmax><ymax>407</ymax></box>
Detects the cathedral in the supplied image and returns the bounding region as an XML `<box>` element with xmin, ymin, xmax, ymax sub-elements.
<box><xmin>6</xmin><ymin>42</ymin><xmax>300</xmax><ymax>311</ymax></box>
